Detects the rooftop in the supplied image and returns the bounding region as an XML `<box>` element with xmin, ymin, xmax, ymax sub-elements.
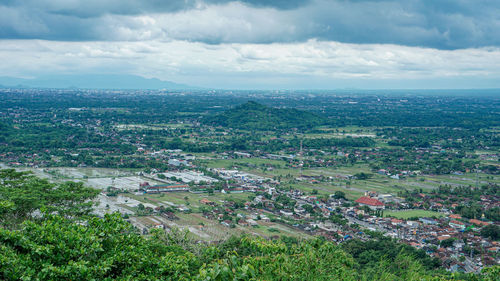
<box><xmin>355</xmin><ymin>196</ymin><xmax>384</xmax><ymax>206</ymax></box>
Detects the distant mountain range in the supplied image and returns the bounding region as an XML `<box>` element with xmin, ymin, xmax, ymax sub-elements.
<box><xmin>0</xmin><ymin>74</ymin><xmax>197</xmax><ymax>90</ymax></box>
<box><xmin>203</xmin><ymin>101</ymin><xmax>325</xmax><ymax>130</ymax></box>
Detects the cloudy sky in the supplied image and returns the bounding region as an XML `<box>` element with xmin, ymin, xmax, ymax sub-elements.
<box><xmin>1</xmin><ymin>0</ymin><xmax>499</xmax><ymax>89</ymax></box>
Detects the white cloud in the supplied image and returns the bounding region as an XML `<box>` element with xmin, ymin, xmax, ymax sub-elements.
<box><xmin>0</xmin><ymin>39</ymin><xmax>499</xmax><ymax>88</ymax></box>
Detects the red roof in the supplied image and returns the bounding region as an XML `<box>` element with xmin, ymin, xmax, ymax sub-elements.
<box><xmin>200</xmin><ymin>198</ymin><xmax>213</xmax><ymax>204</ymax></box>
<box><xmin>469</xmin><ymin>219</ymin><xmax>490</xmax><ymax>226</ymax></box>
<box><xmin>355</xmin><ymin>196</ymin><xmax>384</xmax><ymax>206</ymax></box>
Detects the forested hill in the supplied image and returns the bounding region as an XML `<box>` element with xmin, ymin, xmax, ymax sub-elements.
<box><xmin>204</xmin><ymin>101</ymin><xmax>324</xmax><ymax>130</ymax></box>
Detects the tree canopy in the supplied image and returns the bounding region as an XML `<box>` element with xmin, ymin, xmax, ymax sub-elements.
<box><xmin>0</xmin><ymin>169</ymin><xmax>99</xmax><ymax>226</ymax></box>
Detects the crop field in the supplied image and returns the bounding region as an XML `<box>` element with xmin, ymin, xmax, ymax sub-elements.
<box><xmin>131</xmin><ymin>191</ymin><xmax>251</xmax><ymax>209</ymax></box>
<box><xmin>87</xmin><ymin>176</ymin><xmax>158</xmax><ymax>191</ymax></box>
<box><xmin>129</xmin><ymin>211</ymin><xmax>309</xmax><ymax>241</ymax></box>
<box><xmin>44</xmin><ymin>167</ymin><xmax>136</xmax><ymax>179</ymax></box>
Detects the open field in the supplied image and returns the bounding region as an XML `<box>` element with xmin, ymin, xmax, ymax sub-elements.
<box><xmin>384</xmin><ymin>210</ymin><xmax>446</xmax><ymax>219</ymax></box>
<box><xmin>129</xmin><ymin>191</ymin><xmax>252</xmax><ymax>209</ymax></box>
<box><xmin>129</xmin><ymin>210</ymin><xmax>310</xmax><ymax>241</ymax></box>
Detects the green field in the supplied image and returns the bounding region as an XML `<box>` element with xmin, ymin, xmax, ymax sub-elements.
<box><xmin>384</xmin><ymin>210</ymin><xmax>445</xmax><ymax>219</ymax></box>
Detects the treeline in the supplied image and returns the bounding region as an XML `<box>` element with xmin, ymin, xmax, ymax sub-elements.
<box><xmin>160</xmin><ymin>135</ymin><xmax>374</xmax><ymax>153</ymax></box>
<box><xmin>316</xmin><ymin>96</ymin><xmax>500</xmax><ymax>129</ymax></box>
<box><xmin>378</xmin><ymin>128</ymin><xmax>499</xmax><ymax>151</ymax></box>
<box><xmin>0</xmin><ymin>121</ymin><xmax>136</xmax><ymax>155</ymax></box>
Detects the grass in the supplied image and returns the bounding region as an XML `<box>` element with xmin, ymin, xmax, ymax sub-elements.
<box><xmin>129</xmin><ymin>191</ymin><xmax>253</xmax><ymax>211</ymax></box>
<box><xmin>384</xmin><ymin>210</ymin><xmax>445</xmax><ymax>219</ymax></box>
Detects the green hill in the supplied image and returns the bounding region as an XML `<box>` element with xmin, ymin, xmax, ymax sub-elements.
<box><xmin>204</xmin><ymin>101</ymin><xmax>324</xmax><ymax>130</ymax></box>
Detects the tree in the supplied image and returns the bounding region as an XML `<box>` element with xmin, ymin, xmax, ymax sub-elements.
<box><xmin>480</xmin><ymin>224</ymin><xmax>500</xmax><ymax>241</ymax></box>
<box><xmin>0</xmin><ymin>169</ymin><xmax>99</xmax><ymax>226</ymax></box>
<box><xmin>354</xmin><ymin>172</ymin><xmax>372</xmax><ymax>180</ymax></box>
<box><xmin>0</xmin><ymin>214</ymin><xmax>196</xmax><ymax>280</ymax></box>
<box><xmin>440</xmin><ymin>238</ymin><xmax>456</xmax><ymax>248</ymax></box>
<box><xmin>303</xmin><ymin>204</ymin><xmax>315</xmax><ymax>214</ymax></box>
<box><xmin>334</xmin><ymin>191</ymin><xmax>346</xmax><ymax>200</ymax></box>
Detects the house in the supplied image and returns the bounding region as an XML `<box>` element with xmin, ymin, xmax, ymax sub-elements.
<box><xmin>355</xmin><ymin>196</ymin><xmax>385</xmax><ymax>210</ymax></box>
<box><xmin>280</xmin><ymin>210</ymin><xmax>294</xmax><ymax>217</ymax></box>
<box><xmin>377</xmin><ymin>169</ymin><xmax>387</xmax><ymax>175</ymax></box>
<box><xmin>234</xmin><ymin>151</ymin><xmax>251</xmax><ymax>158</ymax></box>
<box><xmin>391</xmin><ymin>218</ymin><xmax>404</xmax><ymax>225</ymax></box>
<box><xmin>437</xmin><ymin>235</ymin><xmax>451</xmax><ymax>241</ymax></box>
<box><xmin>407</xmin><ymin>221</ymin><xmax>419</xmax><ymax>228</ymax></box>
<box><xmin>143</xmin><ymin>184</ymin><xmax>189</xmax><ymax>193</ymax></box>
<box><xmin>200</xmin><ymin>198</ymin><xmax>215</xmax><ymax>206</ymax></box>
<box><xmin>419</xmin><ymin>217</ymin><xmax>437</xmax><ymax>225</ymax></box>
<box><xmin>469</xmin><ymin>219</ymin><xmax>490</xmax><ymax>227</ymax></box>
<box><xmin>168</xmin><ymin>159</ymin><xmax>188</xmax><ymax>166</ymax></box>
<box><xmin>246</xmin><ymin>219</ymin><xmax>258</xmax><ymax>226</ymax></box>
<box><xmin>238</xmin><ymin>219</ymin><xmax>249</xmax><ymax>226</ymax></box>
<box><xmin>449</xmin><ymin>220</ymin><xmax>465</xmax><ymax>230</ymax></box>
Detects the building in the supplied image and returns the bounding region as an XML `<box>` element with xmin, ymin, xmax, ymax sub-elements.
<box><xmin>355</xmin><ymin>196</ymin><xmax>385</xmax><ymax>210</ymax></box>
<box><xmin>469</xmin><ymin>219</ymin><xmax>490</xmax><ymax>227</ymax></box>
<box><xmin>168</xmin><ymin>159</ymin><xmax>188</xmax><ymax>166</ymax></box>
<box><xmin>449</xmin><ymin>220</ymin><xmax>465</xmax><ymax>230</ymax></box>
<box><xmin>143</xmin><ymin>184</ymin><xmax>189</xmax><ymax>193</ymax></box>
<box><xmin>200</xmin><ymin>198</ymin><xmax>215</xmax><ymax>206</ymax></box>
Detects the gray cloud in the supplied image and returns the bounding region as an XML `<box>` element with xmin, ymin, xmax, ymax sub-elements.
<box><xmin>0</xmin><ymin>0</ymin><xmax>499</xmax><ymax>49</ymax></box>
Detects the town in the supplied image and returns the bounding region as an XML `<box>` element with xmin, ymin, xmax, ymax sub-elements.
<box><xmin>0</xmin><ymin>89</ymin><xmax>498</xmax><ymax>275</ymax></box>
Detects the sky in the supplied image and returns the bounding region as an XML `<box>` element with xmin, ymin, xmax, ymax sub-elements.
<box><xmin>0</xmin><ymin>0</ymin><xmax>499</xmax><ymax>89</ymax></box>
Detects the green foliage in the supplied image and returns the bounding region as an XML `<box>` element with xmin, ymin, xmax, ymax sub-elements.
<box><xmin>0</xmin><ymin>200</ymin><xmax>15</xmax><ymax>217</ymax></box>
<box><xmin>334</xmin><ymin>191</ymin><xmax>346</xmax><ymax>199</ymax></box>
<box><xmin>0</xmin><ymin>214</ymin><xmax>358</xmax><ymax>280</ymax></box>
<box><xmin>0</xmin><ymin>169</ymin><xmax>99</xmax><ymax>226</ymax></box>
<box><xmin>1</xmin><ymin>212</ymin><xmax>498</xmax><ymax>280</ymax></box>
<box><xmin>480</xmin><ymin>224</ymin><xmax>500</xmax><ymax>241</ymax></box>
<box><xmin>343</xmin><ymin>237</ymin><xmax>441</xmax><ymax>272</ymax></box>
<box><xmin>440</xmin><ymin>238</ymin><xmax>456</xmax><ymax>248</ymax></box>
<box><xmin>354</xmin><ymin>172</ymin><xmax>373</xmax><ymax>180</ymax></box>
<box><xmin>204</xmin><ymin>101</ymin><xmax>325</xmax><ymax>131</ymax></box>
<box><xmin>0</xmin><ymin>214</ymin><xmax>197</xmax><ymax>280</ymax></box>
